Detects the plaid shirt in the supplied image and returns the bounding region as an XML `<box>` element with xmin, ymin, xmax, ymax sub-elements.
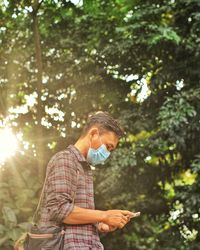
<box><xmin>38</xmin><ymin>145</ymin><xmax>104</xmax><ymax>250</ymax></box>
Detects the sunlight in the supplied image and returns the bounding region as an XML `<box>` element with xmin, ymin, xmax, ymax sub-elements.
<box><xmin>0</xmin><ymin>128</ymin><xmax>18</xmax><ymax>165</ymax></box>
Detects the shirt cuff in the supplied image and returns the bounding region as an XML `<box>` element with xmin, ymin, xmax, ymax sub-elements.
<box><xmin>57</xmin><ymin>201</ymin><xmax>75</xmax><ymax>224</ymax></box>
<box><xmin>49</xmin><ymin>200</ymin><xmax>75</xmax><ymax>224</ymax></box>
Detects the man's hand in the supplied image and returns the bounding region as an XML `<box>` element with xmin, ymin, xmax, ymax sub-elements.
<box><xmin>97</xmin><ymin>222</ymin><xmax>117</xmax><ymax>233</ymax></box>
<box><xmin>101</xmin><ymin>210</ymin><xmax>134</xmax><ymax>229</ymax></box>
<box><xmin>63</xmin><ymin>206</ymin><xmax>138</xmax><ymax>226</ymax></box>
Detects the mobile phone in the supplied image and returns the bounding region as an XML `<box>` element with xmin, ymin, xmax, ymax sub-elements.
<box><xmin>133</xmin><ymin>212</ymin><xmax>141</xmax><ymax>217</ymax></box>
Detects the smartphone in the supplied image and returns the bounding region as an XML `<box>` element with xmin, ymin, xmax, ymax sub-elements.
<box><xmin>128</xmin><ymin>212</ymin><xmax>141</xmax><ymax>218</ymax></box>
<box><xmin>126</xmin><ymin>212</ymin><xmax>141</xmax><ymax>218</ymax></box>
<box><xmin>133</xmin><ymin>212</ymin><xmax>141</xmax><ymax>217</ymax></box>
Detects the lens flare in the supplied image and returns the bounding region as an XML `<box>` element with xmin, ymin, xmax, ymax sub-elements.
<box><xmin>0</xmin><ymin>128</ymin><xmax>18</xmax><ymax>164</ymax></box>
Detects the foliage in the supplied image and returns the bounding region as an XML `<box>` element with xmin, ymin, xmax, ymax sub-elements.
<box><xmin>0</xmin><ymin>0</ymin><xmax>199</xmax><ymax>249</ymax></box>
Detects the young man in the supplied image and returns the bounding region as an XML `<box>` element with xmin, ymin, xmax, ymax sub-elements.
<box><xmin>39</xmin><ymin>112</ymin><xmax>137</xmax><ymax>250</ymax></box>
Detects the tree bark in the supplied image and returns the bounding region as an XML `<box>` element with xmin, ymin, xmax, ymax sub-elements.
<box><xmin>32</xmin><ymin>0</ymin><xmax>44</xmax><ymax>181</ymax></box>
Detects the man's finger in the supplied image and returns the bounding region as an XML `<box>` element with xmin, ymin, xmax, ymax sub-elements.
<box><xmin>120</xmin><ymin>210</ymin><xmax>135</xmax><ymax>217</ymax></box>
<box><xmin>121</xmin><ymin>217</ymin><xmax>128</xmax><ymax>225</ymax></box>
<box><xmin>119</xmin><ymin>222</ymin><xmax>125</xmax><ymax>229</ymax></box>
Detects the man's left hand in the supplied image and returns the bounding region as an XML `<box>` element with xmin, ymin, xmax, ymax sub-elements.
<box><xmin>97</xmin><ymin>222</ymin><xmax>117</xmax><ymax>233</ymax></box>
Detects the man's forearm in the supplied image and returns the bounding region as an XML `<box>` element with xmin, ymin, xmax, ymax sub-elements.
<box><xmin>63</xmin><ymin>206</ymin><xmax>105</xmax><ymax>225</ymax></box>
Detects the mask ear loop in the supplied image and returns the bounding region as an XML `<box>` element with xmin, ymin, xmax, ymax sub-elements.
<box><xmin>89</xmin><ymin>134</ymin><xmax>92</xmax><ymax>148</ymax></box>
<box><xmin>98</xmin><ymin>131</ymin><xmax>103</xmax><ymax>146</ymax></box>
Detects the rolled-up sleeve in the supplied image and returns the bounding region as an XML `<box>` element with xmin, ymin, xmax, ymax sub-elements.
<box><xmin>46</xmin><ymin>152</ymin><xmax>77</xmax><ymax>224</ymax></box>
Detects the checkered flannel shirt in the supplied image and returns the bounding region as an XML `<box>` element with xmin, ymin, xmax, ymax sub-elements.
<box><xmin>38</xmin><ymin>144</ymin><xmax>104</xmax><ymax>250</ymax></box>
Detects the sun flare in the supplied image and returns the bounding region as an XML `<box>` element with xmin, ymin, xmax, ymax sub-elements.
<box><xmin>0</xmin><ymin>128</ymin><xmax>18</xmax><ymax>164</ymax></box>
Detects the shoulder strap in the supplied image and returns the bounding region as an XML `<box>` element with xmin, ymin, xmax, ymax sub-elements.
<box><xmin>32</xmin><ymin>171</ymin><xmax>48</xmax><ymax>224</ymax></box>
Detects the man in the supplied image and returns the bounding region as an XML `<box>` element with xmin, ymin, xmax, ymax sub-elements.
<box><xmin>39</xmin><ymin>112</ymin><xmax>137</xmax><ymax>249</ymax></box>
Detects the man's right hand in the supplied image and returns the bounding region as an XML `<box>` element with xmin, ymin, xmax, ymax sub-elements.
<box><xmin>101</xmin><ymin>210</ymin><xmax>134</xmax><ymax>229</ymax></box>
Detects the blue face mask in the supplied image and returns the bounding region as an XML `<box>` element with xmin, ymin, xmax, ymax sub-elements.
<box><xmin>87</xmin><ymin>136</ymin><xmax>111</xmax><ymax>166</ymax></box>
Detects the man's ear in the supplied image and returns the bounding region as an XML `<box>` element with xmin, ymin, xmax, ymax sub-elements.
<box><xmin>88</xmin><ymin>127</ymin><xmax>99</xmax><ymax>139</ymax></box>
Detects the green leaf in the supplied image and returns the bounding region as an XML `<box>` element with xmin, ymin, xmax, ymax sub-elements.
<box><xmin>2</xmin><ymin>206</ymin><xmax>17</xmax><ymax>228</ymax></box>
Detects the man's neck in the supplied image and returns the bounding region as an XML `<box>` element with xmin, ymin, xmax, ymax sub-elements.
<box><xmin>74</xmin><ymin>138</ymin><xmax>88</xmax><ymax>158</ymax></box>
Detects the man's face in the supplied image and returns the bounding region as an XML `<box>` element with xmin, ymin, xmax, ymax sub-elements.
<box><xmin>89</xmin><ymin>128</ymin><xmax>119</xmax><ymax>152</ymax></box>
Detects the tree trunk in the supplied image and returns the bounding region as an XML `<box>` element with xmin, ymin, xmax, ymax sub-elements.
<box><xmin>32</xmin><ymin>0</ymin><xmax>44</xmax><ymax>181</ymax></box>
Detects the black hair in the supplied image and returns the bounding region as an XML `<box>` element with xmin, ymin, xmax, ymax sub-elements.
<box><xmin>81</xmin><ymin>111</ymin><xmax>124</xmax><ymax>138</ymax></box>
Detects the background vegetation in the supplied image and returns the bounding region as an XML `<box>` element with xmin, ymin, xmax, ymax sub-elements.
<box><xmin>0</xmin><ymin>0</ymin><xmax>199</xmax><ymax>249</ymax></box>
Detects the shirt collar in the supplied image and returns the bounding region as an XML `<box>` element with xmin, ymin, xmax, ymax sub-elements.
<box><xmin>67</xmin><ymin>144</ymin><xmax>90</xmax><ymax>167</ymax></box>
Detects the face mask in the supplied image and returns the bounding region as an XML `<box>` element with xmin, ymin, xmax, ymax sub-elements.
<box><xmin>87</xmin><ymin>135</ymin><xmax>111</xmax><ymax>166</ymax></box>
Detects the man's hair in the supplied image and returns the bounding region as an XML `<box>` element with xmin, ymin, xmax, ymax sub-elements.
<box><xmin>81</xmin><ymin>111</ymin><xmax>124</xmax><ymax>138</ymax></box>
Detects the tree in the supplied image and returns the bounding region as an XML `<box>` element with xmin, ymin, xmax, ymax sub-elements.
<box><xmin>0</xmin><ymin>0</ymin><xmax>199</xmax><ymax>249</ymax></box>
